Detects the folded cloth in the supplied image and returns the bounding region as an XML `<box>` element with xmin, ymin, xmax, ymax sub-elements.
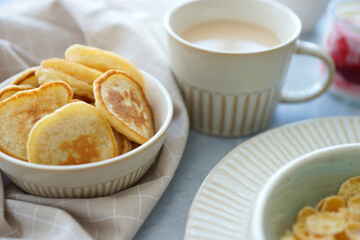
<box><xmin>0</xmin><ymin>0</ymin><xmax>189</xmax><ymax>239</ymax></box>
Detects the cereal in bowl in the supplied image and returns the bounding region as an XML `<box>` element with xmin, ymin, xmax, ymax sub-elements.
<box><xmin>280</xmin><ymin>176</ymin><xmax>360</xmax><ymax>240</ymax></box>
<box><xmin>338</xmin><ymin>176</ymin><xmax>360</xmax><ymax>203</ymax></box>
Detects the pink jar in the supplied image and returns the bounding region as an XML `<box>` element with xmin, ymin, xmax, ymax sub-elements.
<box><xmin>323</xmin><ymin>0</ymin><xmax>360</xmax><ymax>103</ymax></box>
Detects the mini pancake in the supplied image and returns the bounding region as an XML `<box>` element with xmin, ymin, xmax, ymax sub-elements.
<box><xmin>0</xmin><ymin>84</ymin><xmax>34</xmax><ymax>101</ymax></box>
<box><xmin>0</xmin><ymin>81</ymin><xmax>73</xmax><ymax>160</ymax></box>
<box><xmin>27</xmin><ymin>102</ymin><xmax>117</xmax><ymax>165</ymax></box>
<box><xmin>94</xmin><ymin>70</ymin><xmax>154</xmax><ymax>144</ymax></box>
<box><xmin>131</xmin><ymin>142</ymin><xmax>140</xmax><ymax>150</ymax></box>
<box><xmin>72</xmin><ymin>94</ymin><xmax>94</xmax><ymax>104</ymax></box>
<box><xmin>10</xmin><ymin>66</ymin><xmax>40</xmax><ymax>87</ymax></box>
<box><xmin>65</xmin><ymin>44</ymin><xmax>144</xmax><ymax>88</ymax></box>
<box><xmin>36</xmin><ymin>67</ymin><xmax>94</xmax><ymax>102</ymax></box>
<box><xmin>41</xmin><ymin>58</ymin><xmax>102</xmax><ymax>85</ymax></box>
<box><xmin>113</xmin><ymin>130</ymin><xmax>132</xmax><ymax>155</ymax></box>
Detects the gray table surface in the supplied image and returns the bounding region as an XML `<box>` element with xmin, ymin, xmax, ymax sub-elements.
<box><xmin>134</xmin><ymin>15</ymin><xmax>360</xmax><ymax>240</ymax></box>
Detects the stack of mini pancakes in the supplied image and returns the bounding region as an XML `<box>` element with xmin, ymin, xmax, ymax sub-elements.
<box><xmin>0</xmin><ymin>44</ymin><xmax>154</xmax><ymax>165</ymax></box>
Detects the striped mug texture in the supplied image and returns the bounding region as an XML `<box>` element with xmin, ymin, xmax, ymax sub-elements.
<box><xmin>179</xmin><ymin>81</ymin><xmax>279</xmax><ymax>136</ymax></box>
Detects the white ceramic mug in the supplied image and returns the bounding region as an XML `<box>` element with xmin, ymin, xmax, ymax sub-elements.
<box><xmin>164</xmin><ymin>0</ymin><xmax>335</xmax><ymax>137</ymax></box>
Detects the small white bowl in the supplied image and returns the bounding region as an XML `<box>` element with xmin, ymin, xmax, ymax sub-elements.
<box><xmin>0</xmin><ymin>70</ymin><xmax>173</xmax><ymax>198</ymax></box>
<box><xmin>273</xmin><ymin>0</ymin><xmax>331</xmax><ymax>33</ymax></box>
<box><xmin>251</xmin><ymin>143</ymin><xmax>360</xmax><ymax>239</ymax></box>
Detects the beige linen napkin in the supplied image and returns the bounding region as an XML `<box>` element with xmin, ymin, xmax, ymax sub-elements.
<box><xmin>0</xmin><ymin>0</ymin><xmax>189</xmax><ymax>239</ymax></box>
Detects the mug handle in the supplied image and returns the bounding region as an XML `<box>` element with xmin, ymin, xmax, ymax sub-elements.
<box><xmin>279</xmin><ymin>40</ymin><xmax>335</xmax><ymax>103</ymax></box>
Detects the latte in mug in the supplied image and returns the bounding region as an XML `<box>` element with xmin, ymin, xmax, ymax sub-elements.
<box><xmin>181</xmin><ymin>20</ymin><xmax>281</xmax><ymax>52</ymax></box>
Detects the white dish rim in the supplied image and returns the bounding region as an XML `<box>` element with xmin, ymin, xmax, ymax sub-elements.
<box><xmin>185</xmin><ymin>116</ymin><xmax>360</xmax><ymax>239</ymax></box>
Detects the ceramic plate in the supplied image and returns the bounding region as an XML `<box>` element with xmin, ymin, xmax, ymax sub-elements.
<box><xmin>184</xmin><ymin>116</ymin><xmax>360</xmax><ymax>239</ymax></box>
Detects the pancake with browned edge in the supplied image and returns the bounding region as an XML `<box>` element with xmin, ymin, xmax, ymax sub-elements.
<box><xmin>0</xmin><ymin>84</ymin><xmax>34</xmax><ymax>101</ymax></box>
<box><xmin>36</xmin><ymin>67</ymin><xmax>94</xmax><ymax>102</ymax></box>
<box><xmin>10</xmin><ymin>66</ymin><xmax>40</xmax><ymax>87</ymax></box>
<box><xmin>41</xmin><ymin>58</ymin><xmax>102</xmax><ymax>85</ymax></box>
<box><xmin>94</xmin><ymin>70</ymin><xmax>154</xmax><ymax>144</ymax></box>
<box><xmin>65</xmin><ymin>44</ymin><xmax>144</xmax><ymax>88</ymax></box>
<box><xmin>27</xmin><ymin>102</ymin><xmax>117</xmax><ymax>165</ymax></box>
<box><xmin>0</xmin><ymin>81</ymin><xmax>73</xmax><ymax>160</ymax></box>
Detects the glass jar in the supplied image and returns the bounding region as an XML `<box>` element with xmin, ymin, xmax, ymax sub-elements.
<box><xmin>323</xmin><ymin>0</ymin><xmax>360</xmax><ymax>103</ymax></box>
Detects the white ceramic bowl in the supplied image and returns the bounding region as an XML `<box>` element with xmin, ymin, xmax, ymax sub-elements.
<box><xmin>273</xmin><ymin>0</ymin><xmax>331</xmax><ymax>33</ymax></box>
<box><xmin>0</xmin><ymin>70</ymin><xmax>173</xmax><ymax>198</ymax></box>
<box><xmin>251</xmin><ymin>143</ymin><xmax>360</xmax><ymax>239</ymax></box>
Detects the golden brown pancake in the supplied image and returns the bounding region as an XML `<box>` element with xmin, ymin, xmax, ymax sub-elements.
<box><xmin>113</xmin><ymin>130</ymin><xmax>132</xmax><ymax>155</ymax></box>
<box><xmin>131</xmin><ymin>141</ymin><xmax>141</xmax><ymax>150</ymax></box>
<box><xmin>10</xmin><ymin>66</ymin><xmax>40</xmax><ymax>87</ymax></box>
<box><xmin>27</xmin><ymin>102</ymin><xmax>117</xmax><ymax>165</ymax></box>
<box><xmin>65</xmin><ymin>44</ymin><xmax>144</xmax><ymax>88</ymax></box>
<box><xmin>0</xmin><ymin>81</ymin><xmax>73</xmax><ymax>160</ymax></box>
<box><xmin>41</xmin><ymin>58</ymin><xmax>102</xmax><ymax>85</ymax></box>
<box><xmin>0</xmin><ymin>84</ymin><xmax>34</xmax><ymax>101</ymax></box>
<box><xmin>35</xmin><ymin>67</ymin><xmax>94</xmax><ymax>102</ymax></box>
<box><xmin>94</xmin><ymin>70</ymin><xmax>154</xmax><ymax>144</ymax></box>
